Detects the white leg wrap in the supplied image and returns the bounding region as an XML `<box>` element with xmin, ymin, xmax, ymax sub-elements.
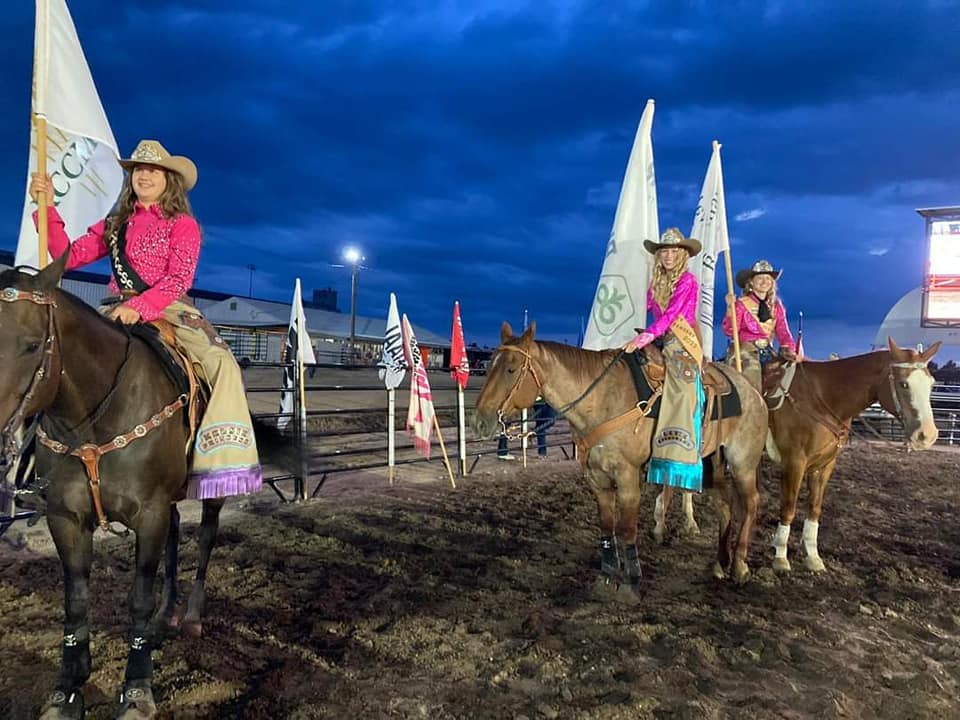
<box><xmin>802</xmin><ymin>519</ymin><xmax>820</xmax><ymax>559</ymax></box>
<box><xmin>682</xmin><ymin>493</ymin><xmax>694</xmax><ymax>523</ymax></box>
<box><xmin>772</xmin><ymin>523</ymin><xmax>790</xmax><ymax>559</ymax></box>
<box><xmin>654</xmin><ymin>493</ymin><xmax>664</xmax><ymax>525</ymax></box>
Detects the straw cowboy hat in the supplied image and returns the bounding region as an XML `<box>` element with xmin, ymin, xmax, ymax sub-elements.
<box><xmin>643</xmin><ymin>227</ymin><xmax>702</xmax><ymax>257</ymax></box>
<box><xmin>736</xmin><ymin>259</ymin><xmax>783</xmax><ymax>289</ymax></box>
<box><xmin>119</xmin><ymin>140</ymin><xmax>198</xmax><ymax>190</ymax></box>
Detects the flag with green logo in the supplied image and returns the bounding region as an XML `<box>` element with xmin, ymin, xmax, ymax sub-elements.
<box><xmin>582</xmin><ymin>99</ymin><xmax>658</xmax><ymax>350</ymax></box>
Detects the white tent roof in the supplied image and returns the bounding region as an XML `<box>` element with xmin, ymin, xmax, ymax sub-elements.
<box><xmin>202</xmin><ymin>296</ymin><xmax>450</xmax><ymax>347</ymax></box>
<box><xmin>873</xmin><ymin>287</ymin><xmax>960</xmax><ymax>348</ymax></box>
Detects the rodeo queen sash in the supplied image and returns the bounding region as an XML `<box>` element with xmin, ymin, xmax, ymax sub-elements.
<box><xmin>107</xmin><ymin>223</ymin><xmax>150</xmax><ymax>295</ymax></box>
<box><xmin>646</xmin><ymin>315</ymin><xmax>705</xmax><ymax>492</ymax></box>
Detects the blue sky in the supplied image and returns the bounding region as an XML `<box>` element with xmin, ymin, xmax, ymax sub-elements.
<box><xmin>2</xmin><ymin>1</ymin><xmax>959</xmax><ymax>358</ymax></box>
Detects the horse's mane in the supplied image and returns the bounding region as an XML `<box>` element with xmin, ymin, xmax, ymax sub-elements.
<box><xmin>535</xmin><ymin>340</ymin><xmax>622</xmax><ymax>380</ymax></box>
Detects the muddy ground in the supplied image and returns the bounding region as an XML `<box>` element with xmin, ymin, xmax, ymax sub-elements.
<box><xmin>1</xmin><ymin>440</ymin><xmax>959</xmax><ymax>719</ymax></box>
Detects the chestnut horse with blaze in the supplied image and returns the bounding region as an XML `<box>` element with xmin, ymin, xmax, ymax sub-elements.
<box><xmin>473</xmin><ymin>322</ymin><xmax>768</xmax><ymax>602</ymax></box>
<box><xmin>762</xmin><ymin>338</ymin><xmax>941</xmax><ymax>572</ymax></box>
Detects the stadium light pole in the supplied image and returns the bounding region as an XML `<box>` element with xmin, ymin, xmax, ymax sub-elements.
<box><xmin>246</xmin><ymin>264</ymin><xmax>256</xmax><ymax>298</ymax></box>
<box><xmin>343</xmin><ymin>247</ymin><xmax>364</xmax><ymax>356</ymax></box>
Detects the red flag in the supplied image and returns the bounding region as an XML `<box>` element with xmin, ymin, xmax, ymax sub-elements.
<box><xmin>450</xmin><ymin>301</ymin><xmax>470</xmax><ymax>389</ymax></box>
<box><xmin>401</xmin><ymin>313</ymin><xmax>435</xmax><ymax>458</ymax></box>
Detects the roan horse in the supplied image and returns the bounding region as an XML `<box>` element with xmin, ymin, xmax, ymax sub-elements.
<box><xmin>0</xmin><ymin>255</ymin><xmax>296</xmax><ymax>720</ymax></box>
<box><xmin>761</xmin><ymin>338</ymin><xmax>941</xmax><ymax>572</ymax></box>
<box><xmin>473</xmin><ymin>322</ymin><xmax>769</xmax><ymax>602</ymax></box>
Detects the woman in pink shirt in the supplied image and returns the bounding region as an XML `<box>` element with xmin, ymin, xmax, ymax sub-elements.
<box><xmin>623</xmin><ymin>228</ymin><xmax>705</xmax><ymax>492</ymax></box>
<box><xmin>722</xmin><ymin>259</ymin><xmax>797</xmax><ymax>391</ymax></box>
<box><xmin>29</xmin><ymin>140</ymin><xmax>261</xmax><ymax>500</ymax></box>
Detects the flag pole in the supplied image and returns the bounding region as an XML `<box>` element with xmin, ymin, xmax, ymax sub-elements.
<box><xmin>432</xmin><ymin>414</ymin><xmax>456</xmax><ymax>489</ymax></box>
<box><xmin>457</xmin><ymin>385</ymin><xmax>466</xmax><ymax>476</ymax></box>
<box><xmin>715</xmin><ymin>140</ymin><xmax>741</xmax><ymax>373</ymax></box>
<box><xmin>296</xmin><ymin>335</ymin><xmax>308</xmax><ymax>501</ymax></box>
<box><xmin>34</xmin><ymin>119</ymin><xmax>49</xmax><ymax>269</ymax></box>
<box><xmin>388</xmin><ymin>388</ymin><xmax>396</xmax><ymax>484</ymax></box>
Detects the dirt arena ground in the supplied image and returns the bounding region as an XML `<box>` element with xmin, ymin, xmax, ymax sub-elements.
<box><xmin>2</xmin><ymin>437</ymin><xmax>959</xmax><ymax>719</ymax></box>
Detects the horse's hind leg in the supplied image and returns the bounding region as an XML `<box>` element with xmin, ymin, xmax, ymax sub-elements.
<box><xmin>182</xmin><ymin>497</ymin><xmax>225</xmax><ymax>637</ymax></box>
<box><xmin>586</xmin><ymin>474</ymin><xmax>620</xmax><ymax>600</ymax></box>
<box><xmin>709</xmin><ymin>471</ymin><xmax>734</xmax><ymax>580</ymax></box>
<box><xmin>802</xmin><ymin>458</ymin><xmax>837</xmax><ymax>573</ymax></box>
<box><xmin>652</xmin><ymin>486</ymin><xmax>673</xmax><ymax>544</ymax></box>
<box><xmin>39</xmin><ymin>516</ymin><xmax>93</xmax><ymax>720</ymax></box>
<box><xmin>728</xmin><ymin>463</ymin><xmax>760</xmax><ymax>585</ymax></box>
<box><xmin>681</xmin><ymin>491</ymin><xmax>700</xmax><ymax>536</ymax></box>
<box><xmin>149</xmin><ymin>505</ymin><xmax>181</xmax><ymax>640</ymax></box>
<box><xmin>613</xmin><ymin>472</ymin><xmax>644</xmax><ymax>604</ymax></box>
<box><xmin>116</xmin><ymin>509</ymin><xmax>170</xmax><ymax>720</ymax></box>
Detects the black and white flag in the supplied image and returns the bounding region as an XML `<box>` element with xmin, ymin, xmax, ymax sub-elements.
<box><xmin>278</xmin><ymin>278</ymin><xmax>316</xmax><ymax>431</ymax></box>
<box><xmin>378</xmin><ymin>292</ymin><xmax>407</xmax><ymax>390</ymax></box>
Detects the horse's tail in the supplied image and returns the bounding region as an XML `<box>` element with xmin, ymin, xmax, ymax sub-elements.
<box><xmin>251</xmin><ymin>416</ymin><xmax>307</xmax><ymax>479</ymax></box>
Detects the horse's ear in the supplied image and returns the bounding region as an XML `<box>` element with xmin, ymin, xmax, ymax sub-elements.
<box><xmin>521</xmin><ymin>321</ymin><xmax>536</xmax><ymax>343</ymax></box>
<box><xmin>35</xmin><ymin>250</ymin><xmax>69</xmax><ymax>291</ymax></box>
<box><xmin>500</xmin><ymin>321</ymin><xmax>514</xmax><ymax>343</ymax></box>
<box><xmin>887</xmin><ymin>336</ymin><xmax>900</xmax><ymax>354</ymax></box>
<box><xmin>922</xmin><ymin>341</ymin><xmax>942</xmax><ymax>362</ymax></box>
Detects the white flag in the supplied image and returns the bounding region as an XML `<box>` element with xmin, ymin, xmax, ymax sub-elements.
<box><xmin>583</xmin><ymin>99</ymin><xmax>659</xmax><ymax>350</ymax></box>
<box><xmin>378</xmin><ymin>292</ymin><xmax>407</xmax><ymax>390</ymax></box>
<box><xmin>278</xmin><ymin>278</ymin><xmax>315</xmax><ymax>431</ymax></box>
<box><xmin>401</xmin><ymin>314</ymin><xmax>435</xmax><ymax>458</ymax></box>
<box><xmin>16</xmin><ymin>0</ymin><xmax>123</xmax><ymax>269</ymax></box>
<box><xmin>688</xmin><ymin>141</ymin><xmax>730</xmax><ymax>361</ymax></box>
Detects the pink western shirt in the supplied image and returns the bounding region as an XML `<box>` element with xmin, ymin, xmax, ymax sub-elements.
<box><xmin>36</xmin><ymin>204</ymin><xmax>201</xmax><ymax>322</ymax></box>
<box><xmin>721</xmin><ymin>294</ymin><xmax>796</xmax><ymax>352</ymax></box>
<box><xmin>646</xmin><ymin>271</ymin><xmax>699</xmax><ymax>338</ymax></box>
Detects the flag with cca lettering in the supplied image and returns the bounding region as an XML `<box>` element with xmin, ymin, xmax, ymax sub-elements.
<box><xmin>378</xmin><ymin>293</ymin><xmax>407</xmax><ymax>390</ymax></box>
<box><xmin>583</xmin><ymin>99</ymin><xmax>659</xmax><ymax>349</ymax></box>
<box><xmin>17</xmin><ymin>0</ymin><xmax>123</xmax><ymax>269</ymax></box>
<box><xmin>688</xmin><ymin>141</ymin><xmax>730</xmax><ymax>360</ymax></box>
<box><xmin>402</xmin><ymin>313</ymin><xmax>435</xmax><ymax>458</ymax></box>
<box><xmin>450</xmin><ymin>301</ymin><xmax>470</xmax><ymax>389</ymax></box>
<box><xmin>278</xmin><ymin>278</ymin><xmax>316</xmax><ymax>431</ymax></box>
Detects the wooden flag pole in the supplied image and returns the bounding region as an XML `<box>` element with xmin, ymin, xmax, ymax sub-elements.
<box><xmin>715</xmin><ymin>140</ymin><xmax>741</xmax><ymax>373</ymax></box>
<box><xmin>432</xmin><ymin>414</ymin><xmax>456</xmax><ymax>489</ymax></box>
<box><xmin>35</xmin><ymin>114</ymin><xmax>49</xmax><ymax>269</ymax></box>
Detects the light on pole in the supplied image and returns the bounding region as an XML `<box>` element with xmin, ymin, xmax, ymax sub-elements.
<box><xmin>343</xmin><ymin>247</ymin><xmax>364</xmax><ymax>356</ymax></box>
<box><xmin>246</xmin><ymin>264</ymin><xmax>256</xmax><ymax>298</ymax></box>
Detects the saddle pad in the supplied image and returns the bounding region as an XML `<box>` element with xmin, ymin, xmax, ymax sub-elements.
<box><xmin>624</xmin><ymin>353</ymin><xmax>742</xmax><ymax>421</ymax></box>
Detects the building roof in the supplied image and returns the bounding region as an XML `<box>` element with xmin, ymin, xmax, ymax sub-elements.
<box><xmin>203</xmin><ymin>296</ymin><xmax>449</xmax><ymax>347</ymax></box>
<box><xmin>916</xmin><ymin>207</ymin><xmax>960</xmax><ymax>219</ymax></box>
<box><xmin>0</xmin><ymin>250</ymin><xmax>448</xmax><ymax>347</ymax></box>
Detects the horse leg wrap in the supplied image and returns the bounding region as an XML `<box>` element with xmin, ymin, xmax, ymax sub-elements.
<box><xmin>599</xmin><ymin>536</ymin><xmax>619</xmax><ymax>576</ymax></box>
<box><xmin>60</xmin><ymin>626</ymin><xmax>91</xmax><ymax>688</ymax></box>
<box><xmin>622</xmin><ymin>544</ymin><xmax>642</xmax><ymax>584</ymax></box>
<box><xmin>772</xmin><ymin>523</ymin><xmax>790</xmax><ymax>559</ymax></box>
<box><xmin>802</xmin><ymin>519</ymin><xmax>820</xmax><ymax>560</ymax></box>
<box><xmin>124</xmin><ymin>635</ymin><xmax>153</xmax><ymax>682</ymax></box>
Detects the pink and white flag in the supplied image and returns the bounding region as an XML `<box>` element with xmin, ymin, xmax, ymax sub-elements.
<box><xmin>401</xmin><ymin>313</ymin><xmax>435</xmax><ymax>458</ymax></box>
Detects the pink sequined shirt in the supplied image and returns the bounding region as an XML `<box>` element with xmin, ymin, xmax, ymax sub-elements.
<box><xmin>37</xmin><ymin>204</ymin><xmax>201</xmax><ymax>322</ymax></box>
<box><xmin>646</xmin><ymin>271</ymin><xmax>700</xmax><ymax>338</ymax></box>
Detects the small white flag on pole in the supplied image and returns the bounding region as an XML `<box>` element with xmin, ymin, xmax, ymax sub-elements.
<box><xmin>278</xmin><ymin>278</ymin><xmax>315</xmax><ymax>431</ymax></box>
<box><xmin>583</xmin><ymin>98</ymin><xmax>659</xmax><ymax>350</ymax></box>
<box><xmin>688</xmin><ymin>141</ymin><xmax>731</xmax><ymax>361</ymax></box>
<box><xmin>17</xmin><ymin>0</ymin><xmax>123</xmax><ymax>269</ymax></box>
<box><xmin>378</xmin><ymin>293</ymin><xmax>407</xmax><ymax>390</ymax></box>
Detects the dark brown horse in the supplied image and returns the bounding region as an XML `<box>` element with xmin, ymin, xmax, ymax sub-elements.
<box><xmin>473</xmin><ymin>322</ymin><xmax>769</xmax><ymax>601</ymax></box>
<box><xmin>0</xmin><ymin>255</ymin><xmax>295</xmax><ymax>720</ymax></box>
<box><xmin>763</xmin><ymin>338</ymin><xmax>941</xmax><ymax>572</ymax></box>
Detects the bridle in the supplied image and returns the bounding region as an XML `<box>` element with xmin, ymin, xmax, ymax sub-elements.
<box><xmin>885</xmin><ymin>360</ymin><xmax>930</xmax><ymax>424</ymax></box>
<box><xmin>0</xmin><ymin>288</ymin><xmax>60</xmax><ymax>468</ymax></box>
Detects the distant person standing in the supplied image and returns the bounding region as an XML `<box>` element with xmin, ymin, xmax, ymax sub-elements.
<box><xmin>533</xmin><ymin>397</ymin><xmax>555</xmax><ymax>457</ymax></box>
<box><xmin>722</xmin><ymin>259</ymin><xmax>797</xmax><ymax>391</ymax></box>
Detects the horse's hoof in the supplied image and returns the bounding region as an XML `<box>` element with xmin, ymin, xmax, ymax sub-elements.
<box><xmin>804</xmin><ymin>555</ymin><xmax>827</xmax><ymax>573</ymax></box>
<box><xmin>711</xmin><ymin>561</ymin><xmax>727</xmax><ymax>580</ymax></box>
<box><xmin>681</xmin><ymin>521</ymin><xmax>701</xmax><ymax>537</ymax></box>
<box><xmin>590</xmin><ymin>574</ymin><xmax>619</xmax><ymax>602</ymax></box>
<box><xmin>614</xmin><ymin>581</ymin><xmax>643</xmax><ymax>606</ymax></box>
<box><xmin>39</xmin><ymin>689</ymin><xmax>85</xmax><ymax>720</ymax></box>
<box><xmin>117</xmin><ymin>684</ymin><xmax>157</xmax><ymax>720</ymax></box>
<box><xmin>772</xmin><ymin>557</ymin><xmax>791</xmax><ymax>573</ymax></box>
<box><xmin>732</xmin><ymin>562</ymin><xmax>751</xmax><ymax>586</ymax></box>
<box><xmin>651</xmin><ymin>526</ymin><xmax>666</xmax><ymax>545</ymax></box>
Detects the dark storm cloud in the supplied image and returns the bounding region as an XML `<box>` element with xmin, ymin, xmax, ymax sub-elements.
<box><xmin>2</xmin><ymin>1</ymin><xmax>958</xmax><ymax>353</ymax></box>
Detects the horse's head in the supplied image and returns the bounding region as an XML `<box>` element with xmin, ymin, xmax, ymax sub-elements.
<box><xmin>472</xmin><ymin>321</ymin><xmax>542</xmax><ymax>439</ymax></box>
<box><xmin>876</xmin><ymin>337</ymin><xmax>941</xmax><ymax>450</ymax></box>
<box><xmin>0</xmin><ymin>252</ymin><xmax>68</xmax><ymax>465</ymax></box>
